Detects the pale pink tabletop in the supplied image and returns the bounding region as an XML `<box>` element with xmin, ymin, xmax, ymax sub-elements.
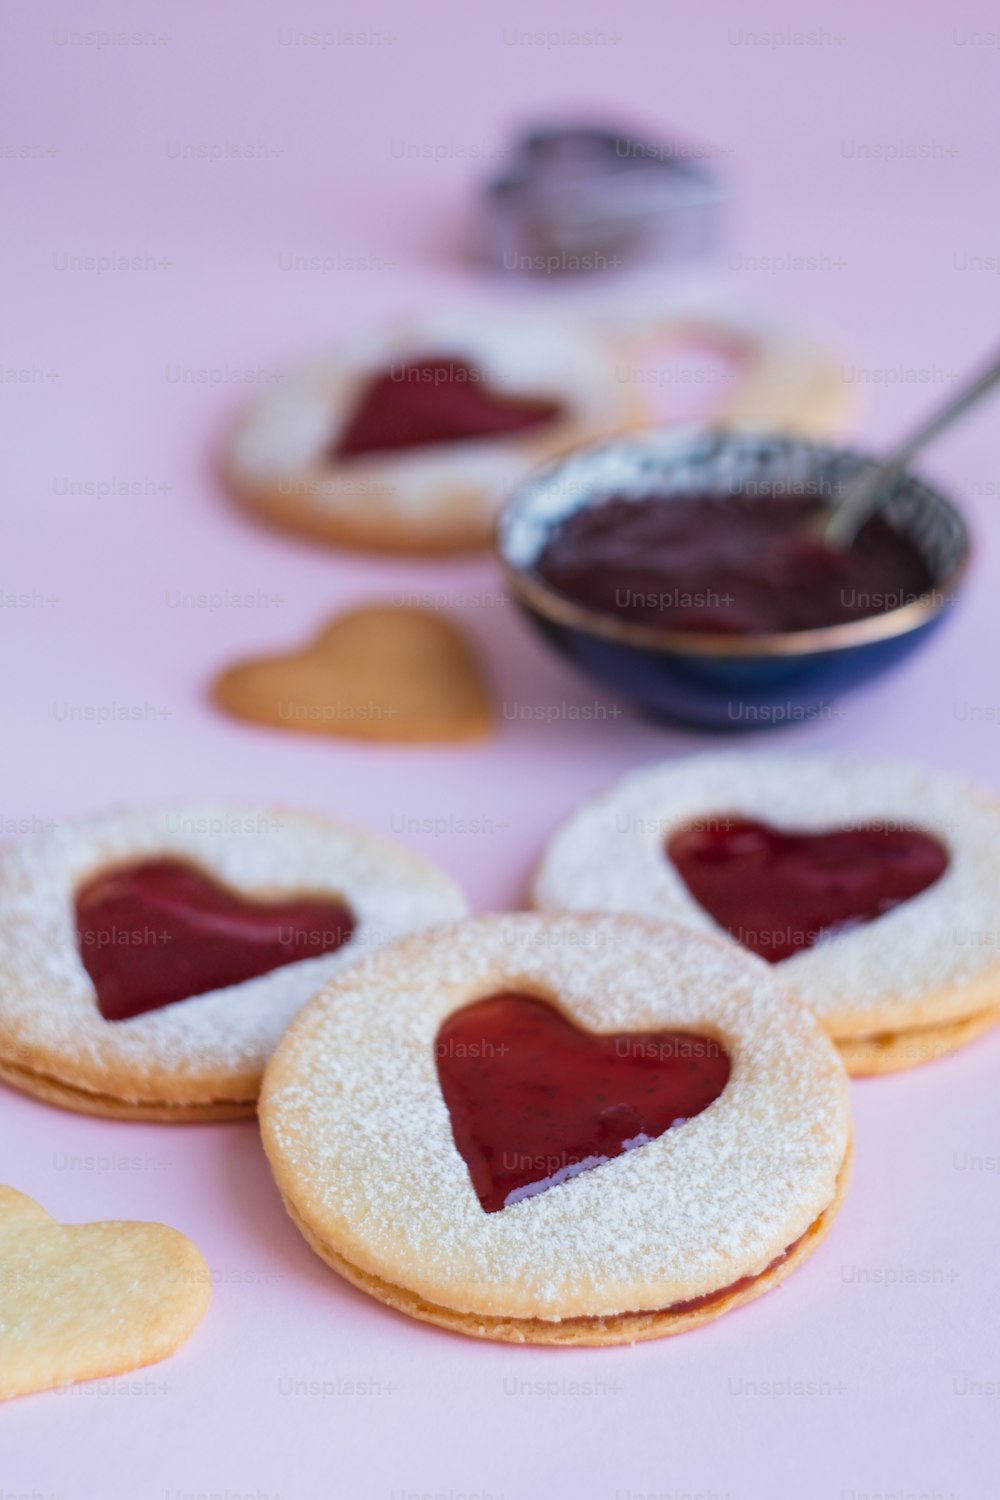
<box><xmin>3</xmin><ymin>1</ymin><xmax>999</xmax><ymax>1495</ymax></box>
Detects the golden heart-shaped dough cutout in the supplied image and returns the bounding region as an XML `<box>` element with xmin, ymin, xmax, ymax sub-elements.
<box><xmin>0</xmin><ymin>1186</ymin><xmax>210</xmax><ymax>1399</ymax></box>
<box><xmin>212</xmin><ymin>606</ymin><xmax>492</xmax><ymax>743</ymax></box>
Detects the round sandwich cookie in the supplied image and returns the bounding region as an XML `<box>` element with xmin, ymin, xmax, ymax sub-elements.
<box><xmin>607</xmin><ymin>308</ymin><xmax>849</xmax><ymax>438</ymax></box>
<box><xmin>221</xmin><ymin>314</ymin><xmax>643</xmax><ymax>555</ymax></box>
<box><xmin>260</xmin><ymin>912</ymin><xmax>852</xmax><ymax>1345</ymax></box>
<box><xmin>533</xmin><ymin>755</ymin><xmax>1000</xmax><ymax>1075</ymax></box>
<box><xmin>0</xmin><ymin>803</ymin><xmax>466</xmax><ymax>1122</ymax></box>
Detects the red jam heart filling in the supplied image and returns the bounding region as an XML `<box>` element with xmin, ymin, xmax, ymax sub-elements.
<box><xmin>333</xmin><ymin>356</ymin><xmax>564</xmax><ymax>458</ymax></box>
<box><xmin>667</xmin><ymin>817</ymin><xmax>948</xmax><ymax>963</ymax></box>
<box><xmin>76</xmin><ymin>859</ymin><xmax>356</xmax><ymax>1022</ymax></box>
<box><xmin>435</xmin><ymin>993</ymin><xmax>730</xmax><ymax>1214</ymax></box>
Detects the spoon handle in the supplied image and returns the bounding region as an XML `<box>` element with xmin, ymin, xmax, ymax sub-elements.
<box><xmin>823</xmin><ymin>343</ymin><xmax>1000</xmax><ymax>547</ymax></box>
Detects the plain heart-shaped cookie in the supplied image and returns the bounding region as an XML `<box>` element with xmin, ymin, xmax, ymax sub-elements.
<box><xmin>436</xmin><ymin>993</ymin><xmax>730</xmax><ymax>1211</ymax></box>
<box><xmin>76</xmin><ymin>859</ymin><xmax>356</xmax><ymax>1021</ymax></box>
<box><xmin>334</xmin><ymin>356</ymin><xmax>564</xmax><ymax>457</ymax></box>
<box><xmin>212</xmin><ymin>606</ymin><xmax>492</xmax><ymax>743</ymax></box>
<box><xmin>0</xmin><ymin>1187</ymin><xmax>210</xmax><ymax>1399</ymax></box>
<box><xmin>667</xmin><ymin>816</ymin><xmax>948</xmax><ymax>963</ymax></box>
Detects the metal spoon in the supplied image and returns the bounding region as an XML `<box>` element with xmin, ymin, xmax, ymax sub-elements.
<box><xmin>818</xmin><ymin>344</ymin><xmax>1000</xmax><ymax>549</ymax></box>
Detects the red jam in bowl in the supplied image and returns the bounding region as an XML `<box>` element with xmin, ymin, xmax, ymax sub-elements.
<box><xmin>533</xmin><ymin>492</ymin><xmax>935</xmax><ymax>634</ymax></box>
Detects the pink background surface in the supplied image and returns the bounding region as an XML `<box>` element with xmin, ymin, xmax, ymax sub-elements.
<box><xmin>3</xmin><ymin>0</ymin><xmax>1000</xmax><ymax>1495</ymax></box>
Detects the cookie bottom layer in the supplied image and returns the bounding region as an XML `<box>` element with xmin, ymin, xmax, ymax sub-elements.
<box><xmin>836</xmin><ymin>1005</ymin><xmax>1000</xmax><ymax>1076</ymax></box>
<box><xmin>282</xmin><ymin>1141</ymin><xmax>853</xmax><ymax>1346</ymax></box>
<box><xmin>0</xmin><ymin>1058</ymin><xmax>255</xmax><ymax>1123</ymax></box>
<box><xmin>228</xmin><ymin>479</ymin><xmax>502</xmax><ymax>556</ymax></box>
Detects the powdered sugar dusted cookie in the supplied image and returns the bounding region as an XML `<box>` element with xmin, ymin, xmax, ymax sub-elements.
<box><xmin>261</xmin><ymin>913</ymin><xmax>851</xmax><ymax>1344</ymax></box>
<box><xmin>221</xmin><ymin>314</ymin><xmax>643</xmax><ymax>554</ymax></box>
<box><xmin>606</xmin><ymin>307</ymin><xmax>848</xmax><ymax>435</ymax></box>
<box><xmin>0</xmin><ymin>803</ymin><xmax>466</xmax><ymax>1121</ymax></box>
<box><xmin>533</xmin><ymin>755</ymin><xmax>1000</xmax><ymax>1074</ymax></box>
<box><xmin>0</xmin><ymin>1186</ymin><xmax>210</xmax><ymax>1400</ymax></box>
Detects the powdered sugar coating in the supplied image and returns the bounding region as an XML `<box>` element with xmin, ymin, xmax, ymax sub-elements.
<box><xmin>225</xmin><ymin>314</ymin><xmax>637</xmax><ymax>534</ymax></box>
<box><xmin>533</xmin><ymin>754</ymin><xmax>1000</xmax><ymax>1036</ymax></box>
<box><xmin>0</xmin><ymin>802</ymin><xmax>467</xmax><ymax>1106</ymax></box>
<box><xmin>261</xmin><ymin>912</ymin><xmax>850</xmax><ymax>1321</ymax></box>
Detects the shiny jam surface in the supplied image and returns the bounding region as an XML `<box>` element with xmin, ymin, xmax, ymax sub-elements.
<box><xmin>534</xmin><ymin>492</ymin><xmax>934</xmax><ymax>634</ymax></box>
<box><xmin>76</xmin><ymin>859</ymin><xmax>356</xmax><ymax>1022</ymax></box>
<box><xmin>667</xmin><ymin>817</ymin><xmax>949</xmax><ymax>963</ymax></box>
<box><xmin>435</xmin><ymin>993</ymin><xmax>731</xmax><ymax>1213</ymax></box>
<box><xmin>665</xmin><ymin>1234</ymin><xmax>804</xmax><ymax>1315</ymax></box>
<box><xmin>333</xmin><ymin>357</ymin><xmax>564</xmax><ymax>458</ymax></box>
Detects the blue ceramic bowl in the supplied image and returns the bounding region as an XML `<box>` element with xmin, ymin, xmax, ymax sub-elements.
<box><xmin>497</xmin><ymin>430</ymin><xmax>970</xmax><ymax>730</ymax></box>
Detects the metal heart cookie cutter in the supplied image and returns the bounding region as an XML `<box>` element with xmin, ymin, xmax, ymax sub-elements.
<box><xmin>482</xmin><ymin>119</ymin><xmax>725</xmax><ymax>276</ymax></box>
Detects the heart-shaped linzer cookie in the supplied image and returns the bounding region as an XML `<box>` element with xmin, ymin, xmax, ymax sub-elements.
<box><xmin>334</xmin><ymin>357</ymin><xmax>564</xmax><ymax>458</ymax></box>
<box><xmin>212</xmin><ymin>607</ymin><xmax>493</xmax><ymax>744</ymax></box>
<box><xmin>76</xmin><ymin>859</ymin><xmax>356</xmax><ymax>1022</ymax></box>
<box><xmin>668</xmin><ymin>817</ymin><xmax>949</xmax><ymax>963</ymax></box>
<box><xmin>436</xmin><ymin>994</ymin><xmax>730</xmax><ymax>1212</ymax></box>
<box><xmin>0</xmin><ymin>1187</ymin><xmax>210</xmax><ymax>1400</ymax></box>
